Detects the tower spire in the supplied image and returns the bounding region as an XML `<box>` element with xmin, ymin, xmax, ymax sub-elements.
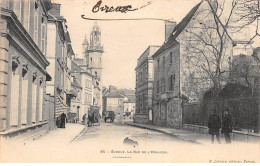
<box><xmin>82</xmin><ymin>34</ymin><xmax>89</xmax><ymax>55</ymax></box>
<box><xmin>89</xmin><ymin>21</ymin><xmax>102</xmax><ymax>50</ymax></box>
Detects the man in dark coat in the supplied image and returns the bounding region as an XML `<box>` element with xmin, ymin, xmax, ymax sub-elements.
<box><xmin>60</xmin><ymin>113</ymin><xmax>66</xmax><ymax>128</ymax></box>
<box><xmin>221</xmin><ymin>108</ymin><xmax>232</xmax><ymax>143</ymax></box>
<box><xmin>82</xmin><ymin>113</ymin><xmax>87</xmax><ymax>124</ymax></box>
<box><xmin>208</xmin><ymin>109</ymin><xmax>221</xmax><ymax>144</ymax></box>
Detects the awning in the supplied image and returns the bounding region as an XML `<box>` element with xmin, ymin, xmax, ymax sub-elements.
<box><xmin>66</xmin><ymin>89</ymin><xmax>77</xmax><ymax>98</ymax></box>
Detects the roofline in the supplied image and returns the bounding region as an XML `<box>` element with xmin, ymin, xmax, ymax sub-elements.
<box><xmin>152</xmin><ymin>41</ymin><xmax>178</xmax><ymax>59</ymax></box>
<box><xmin>137</xmin><ymin>45</ymin><xmax>161</xmax><ymax>61</ymax></box>
<box><xmin>105</xmin><ymin>96</ymin><xmax>124</xmax><ymax>98</ymax></box>
<box><xmin>152</xmin><ymin>1</ymin><xmax>202</xmax><ymax>59</ymax></box>
<box><xmin>1</xmin><ymin>8</ymin><xmax>50</xmax><ymax>69</ymax></box>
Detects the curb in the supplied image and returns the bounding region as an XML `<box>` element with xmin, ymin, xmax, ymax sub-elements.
<box><xmin>70</xmin><ymin>125</ymin><xmax>88</xmax><ymax>143</ymax></box>
<box><xmin>124</xmin><ymin>122</ymin><xmax>201</xmax><ymax>145</ymax></box>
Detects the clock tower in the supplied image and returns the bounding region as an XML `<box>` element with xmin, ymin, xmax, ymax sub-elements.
<box><xmin>85</xmin><ymin>21</ymin><xmax>103</xmax><ymax>80</ymax></box>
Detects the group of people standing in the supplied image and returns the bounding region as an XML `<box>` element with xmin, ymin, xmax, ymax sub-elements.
<box><xmin>208</xmin><ymin>108</ymin><xmax>232</xmax><ymax>144</ymax></box>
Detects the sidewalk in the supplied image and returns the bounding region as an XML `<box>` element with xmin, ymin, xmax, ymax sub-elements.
<box><xmin>27</xmin><ymin>123</ymin><xmax>86</xmax><ymax>145</ymax></box>
<box><xmin>1</xmin><ymin>123</ymin><xmax>86</xmax><ymax>162</ymax></box>
<box><xmin>123</xmin><ymin>120</ymin><xmax>215</xmax><ymax>144</ymax></box>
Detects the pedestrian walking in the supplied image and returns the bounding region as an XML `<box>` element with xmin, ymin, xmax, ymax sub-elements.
<box><xmin>82</xmin><ymin>113</ymin><xmax>87</xmax><ymax>124</ymax></box>
<box><xmin>221</xmin><ymin>108</ymin><xmax>232</xmax><ymax>144</ymax></box>
<box><xmin>60</xmin><ymin>113</ymin><xmax>67</xmax><ymax>128</ymax></box>
<box><xmin>208</xmin><ymin>109</ymin><xmax>221</xmax><ymax>144</ymax></box>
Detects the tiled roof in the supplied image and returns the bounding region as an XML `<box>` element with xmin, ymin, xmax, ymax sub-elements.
<box><xmin>152</xmin><ymin>1</ymin><xmax>202</xmax><ymax>58</ymax></box>
<box><xmin>106</xmin><ymin>92</ymin><xmax>124</xmax><ymax>98</ymax></box>
<box><xmin>125</xmin><ymin>95</ymin><xmax>135</xmax><ymax>103</ymax></box>
<box><xmin>118</xmin><ymin>89</ymin><xmax>135</xmax><ymax>96</ymax></box>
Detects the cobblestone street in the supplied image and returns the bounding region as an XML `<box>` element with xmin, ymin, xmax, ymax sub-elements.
<box><xmin>1</xmin><ymin>121</ymin><xmax>259</xmax><ymax>163</ymax></box>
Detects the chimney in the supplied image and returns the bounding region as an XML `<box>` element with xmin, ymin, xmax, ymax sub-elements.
<box><xmin>165</xmin><ymin>20</ymin><xmax>176</xmax><ymax>41</ymax></box>
<box><xmin>109</xmin><ymin>86</ymin><xmax>117</xmax><ymax>93</ymax></box>
<box><xmin>49</xmin><ymin>3</ymin><xmax>61</xmax><ymax>16</ymax></box>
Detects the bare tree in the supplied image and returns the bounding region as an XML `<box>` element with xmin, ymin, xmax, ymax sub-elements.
<box><xmin>235</xmin><ymin>0</ymin><xmax>260</xmax><ymax>44</ymax></box>
<box><xmin>181</xmin><ymin>0</ymin><xmax>238</xmax><ymax>99</ymax></box>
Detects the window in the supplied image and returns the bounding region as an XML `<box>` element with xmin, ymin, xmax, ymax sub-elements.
<box><xmin>95</xmin><ymin>71</ymin><xmax>97</xmax><ymax>76</ymax></box>
<box><xmin>118</xmin><ymin>99</ymin><xmax>123</xmax><ymax>105</ymax></box>
<box><xmin>39</xmin><ymin>80</ymin><xmax>43</xmax><ymax>121</ymax></box>
<box><xmin>85</xmin><ymin>78</ymin><xmax>88</xmax><ymax>89</ymax></box>
<box><xmin>163</xmin><ymin>56</ymin><xmax>165</xmax><ymax>69</ymax></box>
<box><xmin>85</xmin><ymin>92</ymin><xmax>87</xmax><ymax>104</ymax></box>
<box><xmin>41</xmin><ymin>24</ymin><xmax>46</xmax><ymax>55</ymax></box>
<box><xmin>170</xmin><ymin>52</ymin><xmax>172</xmax><ymax>64</ymax></box>
<box><xmin>14</xmin><ymin>1</ymin><xmax>22</xmax><ymax>21</ymax></box>
<box><xmin>24</xmin><ymin>0</ymin><xmax>31</xmax><ymax>32</ymax></box>
<box><xmin>168</xmin><ymin>75</ymin><xmax>175</xmax><ymax>91</ymax></box>
<box><xmin>34</xmin><ymin>8</ymin><xmax>39</xmax><ymax>45</ymax></box>
<box><xmin>143</xmin><ymin>94</ymin><xmax>146</xmax><ymax>111</ymax></box>
<box><xmin>170</xmin><ymin>74</ymin><xmax>176</xmax><ymax>91</ymax></box>
<box><xmin>161</xmin><ymin>78</ymin><xmax>165</xmax><ymax>93</ymax></box>
<box><xmin>60</xmin><ymin>71</ymin><xmax>63</xmax><ymax>89</ymax></box>
<box><xmin>63</xmin><ymin>45</ymin><xmax>67</xmax><ymax>64</ymax></box>
<box><xmin>157</xmin><ymin>80</ymin><xmax>160</xmax><ymax>94</ymax></box>
<box><xmin>168</xmin><ymin>76</ymin><xmax>172</xmax><ymax>91</ymax></box>
<box><xmin>61</xmin><ymin>46</ymin><xmax>64</xmax><ymax>60</ymax></box>
<box><xmin>157</xmin><ymin>58</ymin><xmax>160</xmax><ymax>70</ymax></box>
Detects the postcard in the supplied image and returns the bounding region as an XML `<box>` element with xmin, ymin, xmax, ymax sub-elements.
<box><xmin>0</xmin><ymin>0</ymin><xmax>259</xmax><ymax>163</ymax></box>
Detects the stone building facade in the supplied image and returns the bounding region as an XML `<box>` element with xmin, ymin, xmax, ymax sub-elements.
<box><xmin>70</xmin><ymin>59</ymin><xmax>94</xmax><ymax>123</ymax></box>
<box><xmin>82</xmin><ymin>22</ymin><xmax>103</xmax><ymax>80</ymax></box>
<box><xmin>103</xmin><ymin>86</ymin><xmax>124</xmax><ymax>116</ymax></box>
<box><xmin>152</xmin><ymin>1</ymin><xmax>234</xmax><ymax>127</ymax></box>
<box><xmin>81</xmin><ymin>22</ymin><xmax>103</xmax><ymax>116</ymax></box>
<box><xmin>123</xmin><ymin>95</ymin><xmax>135</xmax><ymax>118</ymax></box>
<box><xmin>0</xmin><ymin>0</ymin><xmax>52</xmax><ymax>140</ymax></box>
<box><xmin>46</xmin><ymin>3</ymin><xmax>75</xmax><ymax>128</ymax></box>
<box><xmin>70</xmin><ymin>22</ymin><xmax>103</xmax><ymax>119</ymax></box>
<box><xmin>69</xmin><ymin>60</ymin><xmax>82</xmax><ymax>123</ymax></box>
<box><xmin>135</xmin><ymin>46</ymin><xmax>160</xmax><ymax>124</ymax></box>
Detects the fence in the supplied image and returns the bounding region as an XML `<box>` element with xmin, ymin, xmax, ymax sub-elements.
<box><xmin>182</xmin><ymin>97</ymin><xmax>259</xmax><ymax>133</ymax></box>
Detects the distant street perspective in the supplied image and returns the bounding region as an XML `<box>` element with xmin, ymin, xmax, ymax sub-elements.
<box><xmin>0</xmin><ymin>0</ymin><xmax>260</xmax><ymax>163</ymax></box>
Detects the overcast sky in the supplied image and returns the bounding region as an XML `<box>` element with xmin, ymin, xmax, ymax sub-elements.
<box><xmin>52</xmin><ymin>0</ymin><xmax>201</xmax><ymax>89</ymax></box>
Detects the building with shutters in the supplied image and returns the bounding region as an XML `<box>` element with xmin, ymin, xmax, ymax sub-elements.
<box><xmin>70</xmin><ymin>60</ymin><xmax>94</xmax><ymax>123</ymax></box>
<box><xmin>70</xmin><ymin>22</ymin><xmax>103</xmax><ymax>119</ymax></box>
<box><xmin>135</xmin><ymin>45</ymin><xmax>160</xmax><ymax>124</ymax></box>
<box><xmin>0</xmin><ymin>0</ymin><xmax>53</xmax><ymax>141</ymax></box>
<box><xmin>46</xmin><ymin>3</ymin><xmax>75</xmax><ymax>129</ymax></box>
<box><xmin>152</xmin><ymin>1</ymin><xmax>233</xmax><ymax>127</ymax></box>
